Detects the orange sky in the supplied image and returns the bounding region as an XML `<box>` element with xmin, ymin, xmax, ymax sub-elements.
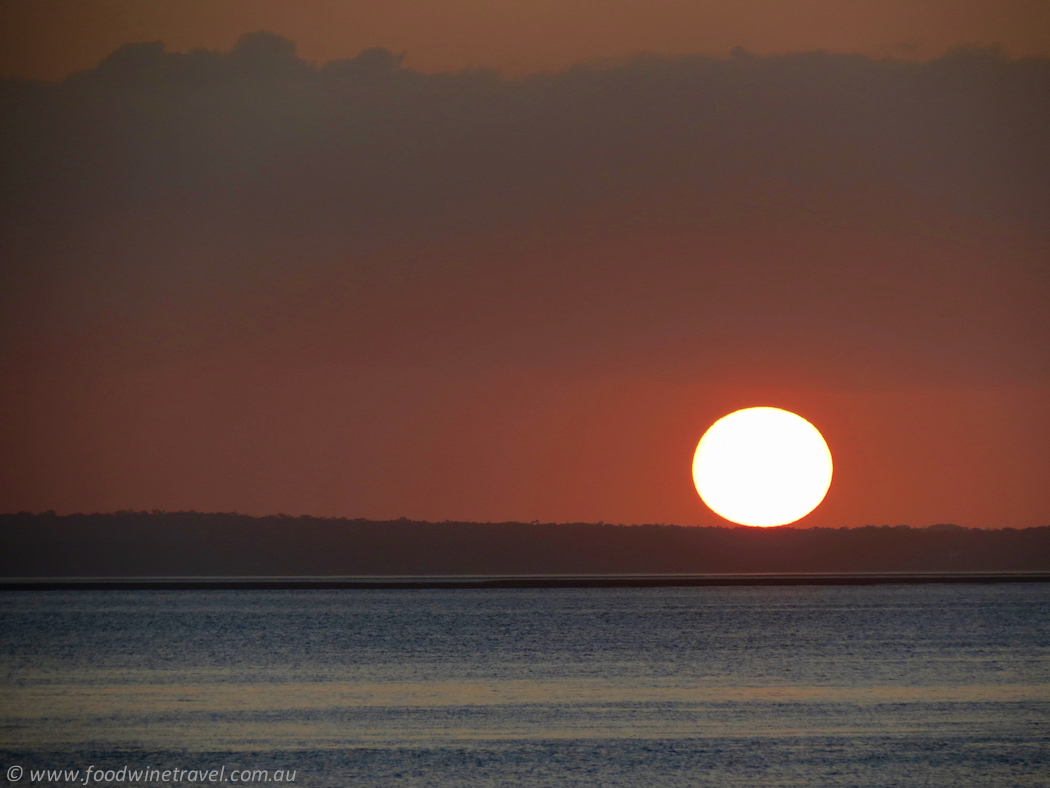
<box><xmin>8</xmin><ymin>361</ymin><xmax>1046</xmax><ymax>528</ymax></box>
<box><xmin>3</xmin><ymin>0</ymin><xmax>1049</xmax><ymax>80</ymax></box>
<box><xmin>3</xmin><ymin>187</ymin><xmax>1048</xmax><ymax>527</ymax></box>
<box><xmin>0</xmin><ymin>4</ymin><xmax>1047</xmax><ymax>528</ymax></box>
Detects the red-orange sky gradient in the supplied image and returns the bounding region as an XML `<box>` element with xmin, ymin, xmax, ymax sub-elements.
<box><xmin>0</xmin><ymin>3</ymin><xmax>1048</xmax><ymax>528</ymax></box>
<box><xmin>3</xmin><ymin>0</ymin><xmax>1050</xmax><ymax>80</ymax></box>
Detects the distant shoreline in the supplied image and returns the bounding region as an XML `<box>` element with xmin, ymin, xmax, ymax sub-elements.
<box><xmin>5</xmin><ymin>514</ymin><xmax>1049</xmax><ymax>578</ymax></box>
<box><xmin>3</xmin><ymin>573</ymin><xmax>1050</xmax><ymax>591</ymax></box>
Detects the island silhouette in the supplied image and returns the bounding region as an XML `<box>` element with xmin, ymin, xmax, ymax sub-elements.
<box><xmin>2</xmin><ymin>511</ymin><xmax>1048</xmax><ymax>579</ymax></box>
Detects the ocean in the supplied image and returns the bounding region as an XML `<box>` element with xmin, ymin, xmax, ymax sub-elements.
<box><xmin>2</xmin><ymin>584</ymin><xmax>1048</xmax><ymax>787</ymax></box>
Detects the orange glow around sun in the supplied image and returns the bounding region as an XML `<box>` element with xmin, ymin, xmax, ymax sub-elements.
<box><xmin>692</xmin><ymin>407</ymin><xmax>833</xmax><ymax>527</ymax></box>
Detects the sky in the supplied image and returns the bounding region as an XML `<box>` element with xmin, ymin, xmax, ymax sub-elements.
<box><xmin>4</xmin><ymin>0</ymin><xmax>1050</xmax><ymax>80</ymax></box>
<box><xmin>1</xmin><ymin>1</ymin><xmax>1048</xmax><ymax>528</ymax></box>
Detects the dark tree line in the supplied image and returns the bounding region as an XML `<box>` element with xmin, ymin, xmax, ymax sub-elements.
<box><xmin>1</xmin><ymin>511</ymin><xmax>1048</xmax><ymax>577</ymax></box>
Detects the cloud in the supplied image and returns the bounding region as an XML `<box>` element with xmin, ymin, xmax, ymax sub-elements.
<box><xmin>0</xmin><ymin>35</ymin><xmax>1047</xmax><ymax>385</ymax></box>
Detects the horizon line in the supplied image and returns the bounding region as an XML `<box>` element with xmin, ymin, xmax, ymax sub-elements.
<box><xmin>4</xmin><ymin>572</ymin><xmax>1050</xmax><ymax>591</ymax></box>
<box><xmin>5</xmin><ymin>511</ymin><xmax>1048</xmax><ymax>531</ymax></box>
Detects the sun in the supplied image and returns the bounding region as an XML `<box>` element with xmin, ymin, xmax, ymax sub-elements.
<box><xmin>692</xmin><ymin>407</ymin><xmax>833</xmax><ymax>527</ymax></box>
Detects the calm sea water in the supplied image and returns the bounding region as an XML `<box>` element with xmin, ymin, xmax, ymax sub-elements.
<box><xmin>2</xmin><ymin>584</ymin><xmax>1049</xmax><ymax>787</ymax></box>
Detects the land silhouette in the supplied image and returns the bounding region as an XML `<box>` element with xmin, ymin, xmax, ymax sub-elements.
<box><xmin>1</xmin><ymin>511</ymin><xmax>1048</xmax><ymax>578</ymax></box>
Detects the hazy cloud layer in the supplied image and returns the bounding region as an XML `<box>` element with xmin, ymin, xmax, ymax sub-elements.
<box><xmin>2</xmin><ymin>34</ymin><xmax>1048</xmax><ymax>385</ymax></box>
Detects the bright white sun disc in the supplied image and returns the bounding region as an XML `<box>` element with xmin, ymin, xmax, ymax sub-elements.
<box><xmin>692</xmin><ymin>407</ymin><xmax>832</xmax><ymax>527</ymax></box>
